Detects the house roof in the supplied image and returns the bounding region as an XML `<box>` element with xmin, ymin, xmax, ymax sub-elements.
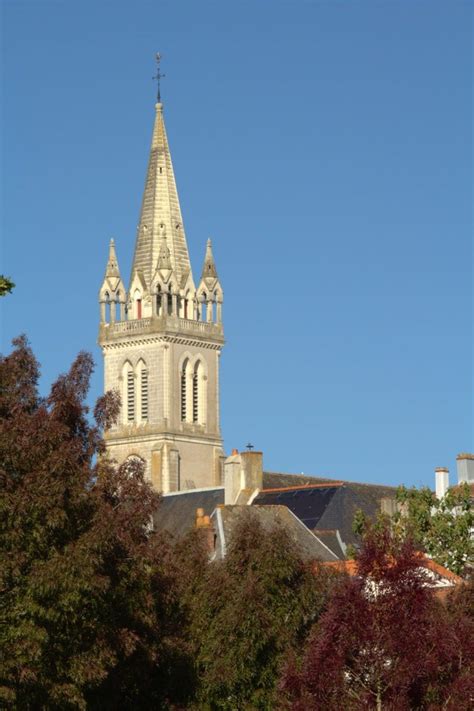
<box><xmin>323</xmin><ymin>554</ymin><xmax>463</xmax><ymax>596</ymax></box>
<box><xmin>256</xmin><ymin>474</ymin><xmax>396</xmax><ymax>547</ymax></box>
<box><xmin>152</xmin><ymin>471</ymin><xmax>396</xmax><ymax>546</ymax></box>
<box><xmin>153</xmin><ymin>487</ymin><xmax>224</xmax><ymax>538</ymax></box>
<box><xmin>211</xmin><ymin>505</ymin><xmax>339</xmax><ymax>563</ymax></box>
<box><xmin>313</xmin><ymin>529</ymin><xmax>347</xmax><ymax>559</ymax></box>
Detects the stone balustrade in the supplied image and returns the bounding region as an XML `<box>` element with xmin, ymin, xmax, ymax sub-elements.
<box><xmin>99</xmin><ymin>314</ymin><xmax>224</xmax><ymax>343</ymax></box>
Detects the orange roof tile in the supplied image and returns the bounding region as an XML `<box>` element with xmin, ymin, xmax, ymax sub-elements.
<box><xmin>322</xmin><ymin>555</ymin><xmax>463</xmax><ymax>586</ymax></box>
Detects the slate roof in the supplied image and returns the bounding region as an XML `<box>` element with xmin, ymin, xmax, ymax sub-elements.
<box><xmin>313</xmin><ymin>529</ymin><xmax>347</xmax><ymax>559</ymax></box>
<box><xmin>212</xmin><ymin>505</ymin><xmax>339</xmax><ymax>563</ymax></box>
<box><xmin>257</xmin><ymin>473</ymin><xmax>397</xmax><ymax>547</ymax></box>
<box><xmin>152</xmin><ymin>472</ymin><xmax>397</xmax><ymax>548</ymax></box>
<box><xmin>153</xmin><ymin>487</ymin><xmax>224</xmax><ymax>538</ymax></box>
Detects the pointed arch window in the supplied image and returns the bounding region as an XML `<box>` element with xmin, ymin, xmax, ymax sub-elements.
<box><xmin>123</xmin><ymin>363</ymin><xmax>135</xmax><ymax>423</ymax></box>
<box><xmin>140</xmin><ymin>367</ymin><xmax>148</xmax><ymax>421</ymax></box>
<box><xmin>133</xmin><ymin>289</ymin><xmax>142</xmax><ymax>320</ymax></box>
<box><xmin>192</xmin><ymin>369</ymin><xmax>199</xmax><ymax>423</ymax></box>
<box><xmin>181</xmin><ymin>359</ymin><xmax>188</xmax><ymax>422</ymax></box>
<box><xmin>192</xmin><ymin>360</ymin><xmax>206</xmax><ymax>424</ymax></box>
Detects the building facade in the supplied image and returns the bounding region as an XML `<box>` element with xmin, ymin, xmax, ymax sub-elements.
<box><xmin>98</xmin><ymin>99</ymin><xmax>225</xmax><ymax>493</ymax></box>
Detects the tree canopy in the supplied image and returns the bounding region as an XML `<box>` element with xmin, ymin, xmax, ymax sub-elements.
<box><xmin>0</xmin><ymin>275</ymin><xmax>15</xmax><ymax>296</ymax></box>
<box><xmin>177</xmin><ymin>509</ymin><xmax>337</xmax><ymax>710</ymax></box>
<box><xmin>0</xmin><ymin>337</ymin><xmax>185</xmax><ymax>710</ymax></box>
<box><xmin>280</xmin><ymin>523</ymin><xmax>474</xmax><ymax>710</ymax></box>
<box><xmin>394</xmin><ymin>484</ymin><xmax>473</xmax><ymax>575</ymax></box>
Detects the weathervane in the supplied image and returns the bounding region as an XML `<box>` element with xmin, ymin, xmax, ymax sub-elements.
<box><xmin>153</xmin><ymin>52</ymin><xmax>165</xmax><ymax>102</ymax></box>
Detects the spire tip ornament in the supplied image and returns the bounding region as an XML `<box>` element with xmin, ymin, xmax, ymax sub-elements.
<box><xmin>153</xmin><ymin>52</ymin><xmax>165</xmax><ymax>103</ymax></box>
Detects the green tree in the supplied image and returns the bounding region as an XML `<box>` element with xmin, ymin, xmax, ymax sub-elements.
<box><xmin>393</xmin><ymin>484</ymin><xmax>473</xmax><ymax>575</ymax></box>
<box><xmin>181</xmin><ymin>509</ymin><xmax>337</xmax><ymax>710</ymax></box>
<box><xmin>0</xmin><ymin>275</ymin><xmax>15</xmax><ymax>296</ymax></box>
<box><xmin>0</xmin><ymin>337</ymin><xmax>187</xmax><ymax>709</ymax></box>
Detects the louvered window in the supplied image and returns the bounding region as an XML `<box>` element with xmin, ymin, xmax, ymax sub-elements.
<box><xmin>141</xmin><ymin>369</ymin><xmax>148</xmax><ymax>421</ymax></box>
<box><xmin>181</xmin><ymin>366</ymin><xmax>187</xmax><ymax>421</ymax></box>
<box><xmin>193</xmin><ymin>373</ymin><xmax>199</xmax><ymax>423</ymax></box>
<box><xmin>127</xmin><ymin>371</ymin><xmax>135</xmax><ymax>422</ymax></box>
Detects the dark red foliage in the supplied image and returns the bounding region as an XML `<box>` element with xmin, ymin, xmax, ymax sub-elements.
<box><xmin>280</xmin><ymin>525</ymin><xmax>474</xmax><ymax>710</ymax></box>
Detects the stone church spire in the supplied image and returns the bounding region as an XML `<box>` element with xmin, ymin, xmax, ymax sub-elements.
<box><xmin>131</xmin><ymin>101</ymin><xmax>192</xmax><ymax>289</ymax></box>
<box><xmin>99</xmin><ymin>66</ymin><xmax>225</xmax><ymax>495</ymax></box>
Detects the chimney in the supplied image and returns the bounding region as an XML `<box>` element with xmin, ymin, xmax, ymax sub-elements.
<box><xmin>435</xmin><ymin>467</ymin><xmax>449</xmax><ymax>499</ymax></box>
<box><xmin>240</xmin><ymin>450</ymin><xmax>263</xmax><ymax>492</ymax></box>
<box><xmin>195</xmin><ymin>507</ymin><xmax>205</xmax><ymax>526</ymax></box>
<box><xmin>195</xmin><ymin>508</ymin><xmax>215</xmax><ymax>553</ymax></box>
<box><xmin>224</xmin><ymin>449</ymin><xmax>263</xmax><ymax>504</ymax></box>
<box><xmin>380</xmin><ymin>497</ymin><xmax>398</xmax><ymax>516</ymax></box>
<box><xmin>456</xmin><ymin>453</ymin><xmax>474</xmax><ymax>484</ymax></box>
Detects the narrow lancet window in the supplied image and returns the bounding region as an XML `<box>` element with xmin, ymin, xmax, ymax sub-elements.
<box><xmin>192</xmin><ymin>369</ymin><xmax>199</xmax><ymax>423</ymax></box>
<box><xmin>141</xmin><ymin>369</ymin><xmax>148</xmax><ymax>421</ymax></box>
<box><xmin>181</xmin><ymin>363</ymin><xmax>187</xmax><ymax>422</ymax></box>
<box><xmin>127</xmin><ymin>371</ymin><xmax>135</xmax><ymax>422</ymax></box>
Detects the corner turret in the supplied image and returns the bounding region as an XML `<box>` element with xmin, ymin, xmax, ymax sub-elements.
<box><xmin>99</xmin><ymin>239</ymin><xmax>126</xmax><ymax>323</ymax></box>
<box><xmin>197</xmin><ymin>239</ymin><xmax>223</xmax><ymax>324</ymax></box>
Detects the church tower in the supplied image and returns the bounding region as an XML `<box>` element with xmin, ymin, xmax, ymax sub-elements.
<box><xmin>98</xmin><ymin>84</ymin><xmax>225</xmax><ymax>493</ymax></box>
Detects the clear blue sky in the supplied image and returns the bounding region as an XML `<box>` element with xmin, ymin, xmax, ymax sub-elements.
<box><xmin>1</xmin><ymin>1</ymin><xmax>472</xmax><ymax>488</ymax></box>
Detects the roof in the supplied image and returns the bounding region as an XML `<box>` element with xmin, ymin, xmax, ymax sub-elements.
<box><xmin>257</xmin><ymin>473</ymin><xmax>397</xmax><ymax>547</ymax></box>
<box><xmin>152</xmin><ymin>471</ymin><xmax>397</xmax><ymax>545</ymax></box>
<box><xmin>324</xmin><ymin>555</ymin><xmax>463</xmax><ymax>595</ymax></box>
<box><xmin>314</xmin><ymin>529</ymin><xmax>347</xmax><ymax>559</ymax></box>
<box><xmin>212</xmin><ymin>505</ymin><xmax>339</xmax><ymax>563</ymax></box>
<box><xmin>153</xmin><ymin>487</ymin><xmax>224</xmax><ymax>538</ymax></box>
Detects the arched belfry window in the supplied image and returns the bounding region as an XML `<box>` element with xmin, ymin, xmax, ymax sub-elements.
<box><xmin>181</xmin><ymin>359</ymin><xmax>188</xmax><ymax>422</ymax></box>
<box><xmin>138</xmin><ymin>360</ymin><xmax>148</xmax><ymax>422</ymax></box>
<box><xmin>180</xmin><ymin>358</ymin><xmax>193</xmax><ymax>423</ymax></box>
<box><xmin>192</xmin><ymin>371</ymin><xmax>198</xmax><ymax>422</ymax></box>
<box><xmin>192</xmin><ymin>360</ymin><xmax>206</xmax><ymax>425</ymax></box>
<box><xmin>123</xmin><ymin>362</ymin><xmax>135</xmax><ymax>424</ymax></box>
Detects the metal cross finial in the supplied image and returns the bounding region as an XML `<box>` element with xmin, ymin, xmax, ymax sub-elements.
<box><xmin>153</xmin><ymin>52</ymin><xmax>165</xmax><ymax>102</ymax></box>
<box><xmin>246</xmin><ymin>443</ymin><xmax>254</xmax><ymax>451</ymax></box>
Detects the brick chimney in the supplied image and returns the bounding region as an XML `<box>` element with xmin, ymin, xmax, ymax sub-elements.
<box><xmin>435</xmin><ymin>467</ymin><xmax>449</xmax><ymax>499</ymax></box>
<box><xmin>456</xmin><ymin>453</ymin><xmax>474</xmax><ymax>484</ymax></box>
<box><xmin>195</xmin><ymin>508</ymin><xmax>215</xmax><ymax>553</ymax></box>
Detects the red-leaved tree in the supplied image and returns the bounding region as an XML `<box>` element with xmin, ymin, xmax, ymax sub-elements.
<box><xmin>280</xmin><ymin>524</ymin><xmax>474</xmax><ymax>710</ymax></box>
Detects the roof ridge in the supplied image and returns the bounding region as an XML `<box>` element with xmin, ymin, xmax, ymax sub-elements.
<box><xmin>263</xmin><ymin>471</ymin><xmax>398</xmax><ymax>490</ymax></box>
<box><xmin>262</xmin><ymin>483</ymin><xmax>344</xmax><ymax>493</ymax></box>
